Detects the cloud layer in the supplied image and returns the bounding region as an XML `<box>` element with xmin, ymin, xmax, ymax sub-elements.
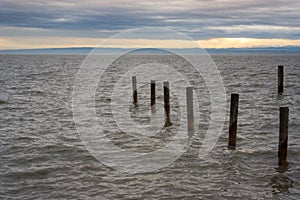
<box><xmin>0</xmin><ymin>0</ymin><xmax>299</xmax><ymax>49</ymax></box>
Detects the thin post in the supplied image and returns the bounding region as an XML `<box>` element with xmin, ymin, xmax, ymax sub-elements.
<box><xmin>132</xmin><ymin>76</ymin><xmax>138</xmax><ymax>105</ymax></box>
<box><xmin>228</xmin><ymin>93</ymin><xmax>239</xmax><ymax>150</ymax></box>
<box><xmin>164</xmin><ymin>82</ymin><xmax>172</xmax><ymax>126</ymax></box>
<box><xmin>151</xmin><ymin>80</ymin><xmax>156</xmax><ymax>112</ymax></box>
<box><xmin>278</xmin><ymin>107</ymin><xmax>289</xmax><ymax>166</ymax></box>
<box><xmin>278</xmin><ymin>65</ymin><xmax>284</xmax><ymax>95</ymax></box>
<box><xmin>186</xmin><ymin>87</ymin><xmax>194</xmax><ymax>131</ymax></box>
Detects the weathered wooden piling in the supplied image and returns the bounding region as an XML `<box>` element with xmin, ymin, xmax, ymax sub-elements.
<box><xmin>132</xmin><ymin>76</ymin><xmax>138</xmax><ymax>105</ymax></box>
<box><xmin>151</xmin><ymin>80</ymin><xmax>156</xmax><ymax>112</ymax></box>
<box><xmin>278</xmin><ymin>65</ymin><xmax>284</xmax><ymax>95</ymax></box>
<box><xmin>164</xmin><ymin>82</ymin><xmax>172</xmax><ymax>126</ymax></box>
<box><xmin>186</xmin><ymin>87</ymin><xmax>194</xmax><ymax>131</ymax></box>
<box><xmin>278</xmin><ymin>107</ymin><xmax>289</xmax><ymax>166</ymax></box>
<box><xmin>228</xmin><ymin>93</ymin><xmax>239</xmax><ymax>150</ymax></box>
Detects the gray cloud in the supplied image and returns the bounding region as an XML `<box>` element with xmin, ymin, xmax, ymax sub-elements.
<box><xmin>0</xmin><ymin>0</ymin><xmax>299</xmax><ymax>39</ymax></box>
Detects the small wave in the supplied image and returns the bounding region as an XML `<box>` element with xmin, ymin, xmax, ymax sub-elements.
<box><xmin>0</xmin><ymin>99</ymin><xmax>8</xmax><ymax>104</ymax></box>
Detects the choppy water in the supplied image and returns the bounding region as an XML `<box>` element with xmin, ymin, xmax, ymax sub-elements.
<box><xmin>0</xmin><ymin>54</ymin><xmax>299</xmax><ymax>199</ymax></box>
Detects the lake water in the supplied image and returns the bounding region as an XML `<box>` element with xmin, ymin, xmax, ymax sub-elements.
<box><xmin>0</xmin><ymin>54</ymin><xmax>299</xmax><ymax>199</ymax></box>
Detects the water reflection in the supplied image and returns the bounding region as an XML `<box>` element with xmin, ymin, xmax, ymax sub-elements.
<box><xmin>271</xmin><ymin>173</ymin><xmax>294</xmax><ymax>195</ymax></box>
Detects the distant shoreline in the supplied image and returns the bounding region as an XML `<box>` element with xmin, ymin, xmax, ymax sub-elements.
<box><xmin>0</xmin><ymin>46</ymin><xmax>300</xmax><ymax>55</ymax></box>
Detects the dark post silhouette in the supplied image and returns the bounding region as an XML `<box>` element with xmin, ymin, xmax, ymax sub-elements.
<box><xmin>278</xmin><ymin>65</ymin><xmax>284</xmax><ymax>95</ymax></box>
<box><xmin>151</xmin><ymin>80</ymin><xmax>156</xmax><ymax>112</ymax></box>
<box><xmin>278</xmin><ymin>107</ymin><xmax>289</xmax><ymax>166</ymax></box>
<box><xmin>164</xmin><ymin>82</ymin><xmax>172</xmax><ymax>126</ymax></box>
<box><xmin>228</xmin><ymin>93</ymin><xmax>239</xmax><ymax>150</ymax></box>
<box><xmin>132</xmin><ymin>76</ymin><xmax>138</xmax><ymax>105</ymax></box>
<box><xmin>186</xmin><ymin>87</ymin><xmax>194</xmax><ymax>131</ymax></box>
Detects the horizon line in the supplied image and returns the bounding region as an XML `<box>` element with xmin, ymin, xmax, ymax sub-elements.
<box><xmin>1</xmin><ymin>37</ymin><xmax>300</xmax><ymax>50</ymax></box>
<box><xmin>1</xmin><ymin>45</ymin><xmax>300</xmax><ymax>52</ymax></box>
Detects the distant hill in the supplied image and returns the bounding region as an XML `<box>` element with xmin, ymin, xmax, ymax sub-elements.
<box><xmin>0</xmin><ymin>46</ymin><xmax>300</xmax><ymax>55</ymax></box>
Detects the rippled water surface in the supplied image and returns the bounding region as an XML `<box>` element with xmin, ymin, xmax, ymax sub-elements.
<box><xmin>0</xmin><ymin>54</ymin><xmax>299</xmax><ymax>199</ymax></box>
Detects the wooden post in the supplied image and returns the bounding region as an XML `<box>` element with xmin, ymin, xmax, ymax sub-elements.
<box><xmin>278</xmin><ymin>65</ymin><xmax>284</xmax><ymax>95</ymax></box>
<box><xmin>132</xmin><ymin>76</ymin><xmax>138</xmax><ymax>105</ymax></box>
<box><xmin>186</xmin><ymin>87</ymin><xmax>194</xmax><ymax>131</ymax></box>
<box><xmin>278</xmin><ymin>107</ymin><xmax>289</xmax><ymax>166</ymax></box>
<box><xmin>151</xmin><ymin>80</ymin><xmax>156</xmax><ymax>112</ymax></box>
<box><xmin>228</xmin><ymin>93</ymin><xmax>239</xmax><ymax>150</ymax></box>
<box><xmin>164</xmin><ymin>82</ymin><xmax>172</xmax><ymax>126</ymax></box>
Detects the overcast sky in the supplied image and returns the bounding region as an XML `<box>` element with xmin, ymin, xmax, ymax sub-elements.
<box><xmin>0</xmin><ymin>0</ymin><xmax>299</xmax><ymax>49</ymax></box>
